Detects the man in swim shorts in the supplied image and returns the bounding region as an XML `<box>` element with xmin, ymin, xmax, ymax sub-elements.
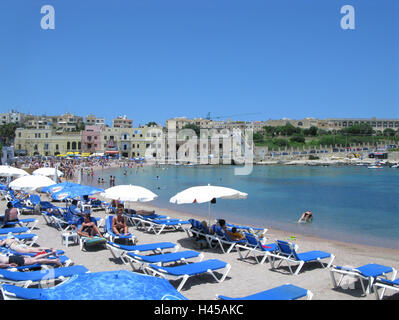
<box><xmin>0</xmin><ymin>251</ymin><xmax>62</xmax><ymax>268</ymax></box>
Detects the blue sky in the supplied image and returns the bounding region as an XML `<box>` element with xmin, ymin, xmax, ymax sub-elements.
<box><xmin>0</xmin><ymin>0</ymin><xmax>398</xmax><ymax>126</ymax></box>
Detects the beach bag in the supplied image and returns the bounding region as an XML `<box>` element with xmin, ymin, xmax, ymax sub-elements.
<box><xmin>195</xmin><ymin>239</ymin><xmax>209</xmax><ymax>249</ymax></box>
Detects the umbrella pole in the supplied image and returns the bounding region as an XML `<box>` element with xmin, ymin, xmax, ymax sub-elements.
<box><xmin>208</xmin><ymin>201</ymin><xmax>211</xmax><ymax>229</ymax></box>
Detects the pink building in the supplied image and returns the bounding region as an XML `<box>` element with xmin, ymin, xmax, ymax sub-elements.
<box><xmin>82</xmin><ymin>125</ymin><xmax>103</xmax><ymax>153</ymax></box>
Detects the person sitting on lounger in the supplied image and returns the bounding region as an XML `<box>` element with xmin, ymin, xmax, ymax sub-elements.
<box><xmin>0</xmin><ymin>237</ymin><xmax>58</xmax><ymax>256</ymax></box>
<box><xmin>77</xmin><ymin>213</ymin><xmax>104</xmax><ymax>238</ymax></box>
<box><xmin>112</xmin><ymin>207</ymin><xmax>129</xmax><ymax>236</ymax></box>
<box><xmin>217</xmin><ymin>219</ymin><xmax>244</xmax><ymax>240</ymax></box>
<box><xmin>0</xmin><ymin>251</ymin><xmax>62</xmax><ymax>268</ymax></box>
<box><xmin>298</xmin><ymin>210</ymin><xmax>313</xmax><ymax>223</ymax></box>
<box><xmin>65</xmin><ymin>200</ymin><xmax>82</xmax><ymax>226</ymax></box>
<box><xmin>230</xmin><ymin>227</ymin><xmax>245</xmax><ymax>241</ymax></box>
<box><xmin>2</xmin><ymin>202</ymin><xmax>19</xmax><ymax>226</ymax></box>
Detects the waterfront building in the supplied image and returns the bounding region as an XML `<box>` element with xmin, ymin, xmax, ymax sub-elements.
<box><xmin>0</xmin><ymin>110</ymin><xmax>25</xmax><ymax>125</ymax></box>
<box><xmin>14</xmin><ymin>127</ymin><xmax>82</xmax><ymax>156</ymax></box>
<box><xmin>85</xmin><ymin>114</ymin><xmax>105</xmax><ymax>126</ymax></box>
<box><xmin>82</xmin><ymin>125</ymin><xmax>104</xmax><ymax>154</ymax></box>
<box><xmin>263</xmin><ymin>117</ymin><xmax>399</xmax><ymax>133</ymax></box>
<box><xmin>113</xmin><ymin>115</ymin><xmax>133</xmax><ymax>128</ymax></box>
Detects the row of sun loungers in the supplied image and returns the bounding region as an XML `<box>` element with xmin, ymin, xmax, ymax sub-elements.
<box><xmin>0</xmin><ymin>189</ymin><xmax>398</xmax><ymax>300</ymax></box>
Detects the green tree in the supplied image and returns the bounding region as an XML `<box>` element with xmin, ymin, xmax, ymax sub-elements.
<box><xmin>181</xmin><ymin>124</ymin><xmax>200</xmax><ymax>137</ymax></box>
<box><xmin>272</xmin><ymin>138</ymin><xmax>289</xmax><ymax>147</ymax></box>
<box><xmin>383</xmin><ymin>128</ymin><xmax>396</xmax><ymax>137</ymax></box>
<box><xmin>275</xmin><ymin>123</ymin><xmax>302</xmax><ymax>136</ymax></box>
<box><xmin>146</xmin><ymin>122</ymin><xmax>158</xmax><ymax>127</ymax></box>
<box><xmin>303</xmin><ymin>126</ymin><xmax>318</xmax><ymax>136</ymax></box>
<box><xmin>0</xmin><ymin>123</ymin><xmax>18</xmax><ymax>146</ymax></box>
<box><xmin>341</xmin><ymin>123</ymin><xmax>373</xmax><ymax>135</ymax></box>
<box><xmin>253</xmin><ymin>132</ymin><xmax>264</xmax><ymax>143</ymax></box>
<box><xmin>290</xmin><ymin>134</ymin><xmax>305</xmax><ymax>143</ymax></box>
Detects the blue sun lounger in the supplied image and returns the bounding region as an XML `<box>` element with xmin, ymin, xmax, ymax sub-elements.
<box><xmin>0</xmin><ymin>227</ymin><xmax>30</xmax><ymax>235</ymax></box>
<box><xmin>269</xmin><ymin>240</ymin><xmax>335</xmax><ymax>275</ymax></box>
<box><xmin>236</xmin><ymin>232</ymin><xmax>279</xmax><ymax>264</ymax></box>
<box><xmin>104</xmin><ymin>215</ymin><xmax>136</xmax><ymax>244</ymax></box>
<box><xmin>126</xmin><ymin>250</ymin><xmax>204</xmax><ymax>271</ymax></box>
<box><xmin>330</xmin><ymin>263</ymin><xmax>397</xmax><ymax>295</ymax></box>
<box><xmin>217</xmin><ymin>284</ymin><xmax>313</xmax><ymax>300</ymax></box>
<box><xmin>143</xmin><ymin>218</ymin><xmax>190</xmax><ymax>235</ymax></box>
<box><xmin>0</xmin><ymin>265</ymin><xmax>89</xmax><ymax>288</ymax></box>
<box><xmin>123</xmin><ymin>212</ymin><xmax>169</xmax><ymax>228</ymax></box>
<box><xmin>373</xmin><ymin>277</ymin><xmax>399</xmax><ymax>300</ymax></box>
<box><xmin>0</xmin><ymin>233</ymin><xmax>39</xmax><ymax>246</ymax></box>
<box><xmin>106</xmin><ymin>241</ymin><xmax>179</xmax><ymax>264</ymax></box>
<box><xmin>1</xmin><ymin>270</ymin><xmax>187</xmax><ymax>300</ymax></box>
<box><xmin>145</xmin><ymin>259</ymin><xmax>231</xmax><ymax>292</ymax></box>
<box><xmin>185</xmin><ymin>219</ymin><xmax>212</xmax><ymax>240</ymax></box>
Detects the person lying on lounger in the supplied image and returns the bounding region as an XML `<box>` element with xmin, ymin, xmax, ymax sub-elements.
<box><xmin>77</xmin><ymin>213</ymin><xmax>104</xmax><ymax>238</ymax></box>
<box><xmin>0</xmin><ymin>237</ymin><xmax>58</xmax><ymax>256</ymax></box>
<box><xmin>0</xmin><ymin>251</ymin><xmax>62</xmax><ymax>268</ymax></box>
<box><xmin>112</xmin><ymin>207</ymin><xmax>129</xmax><ymax>236</ymax></box>
<box><xmin>121</xmin><ymin>203</ymin><xmax>155</xmax><ymax>216</ymax></box>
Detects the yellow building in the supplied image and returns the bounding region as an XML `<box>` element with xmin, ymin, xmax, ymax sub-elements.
<box><xmin>14</xmin><ymin>128</ymin><xmax>82</xmax><ymax>156</ymax></box>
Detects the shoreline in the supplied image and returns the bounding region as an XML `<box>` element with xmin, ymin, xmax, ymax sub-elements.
<box><xmin>84</xmin><ymin>164</ymin><xmax>399</xmax><ymax>252</ymax></box>
<box><xmin>132</xmin><ymin>201</ymin><xmax>399</xmax><ymax>258</ymax></box>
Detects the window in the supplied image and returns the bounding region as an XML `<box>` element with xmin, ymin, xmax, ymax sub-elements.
<box><xmin>56</xmin><ymin>144</ymin><xmax>59</xmax><ymax>150</ymax></box>
<box><xmin>67</xmin><ymin>142</ymin><xmax>71</xmax><ymax>149</ymax></box>
<box><xmin>44</xmin><ymin>144</ymin><xmax>49</xmax><ymax>150</ymax></box>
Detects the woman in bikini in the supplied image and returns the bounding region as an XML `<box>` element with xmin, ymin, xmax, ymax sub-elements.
<box><xmin>112</xmin><ymin>207</ymin><xmax>129</xmax><ymax>236</ymax></box>
<box><xmin>0</xmin><ymin>237</ymin><xmax>58</xmax><ymax>256</ymax></box>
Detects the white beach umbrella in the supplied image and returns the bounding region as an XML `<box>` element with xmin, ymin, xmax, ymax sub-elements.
<box><xmin>9</xmin><ymin>175</ymin><xmax>56</xmax><ymax>192</ymax></box>
<box><xmin>169</xmin><ymin>184</ymin><xmax>248</xmax><ymax>226</ymax></box>
<box><xmin>32</xmin><ymin>167</ymin><xmax>64</xmax><ymax>177</ymax></box>
<box><xmin>0</xmin><ymin>165</ymin><xmax>29</xmax><ymax>177</ymax></box>
<box><xmin>101</xmin><ymin>185</ymin><xmax>158</xmax><ymax>203</ymax></box>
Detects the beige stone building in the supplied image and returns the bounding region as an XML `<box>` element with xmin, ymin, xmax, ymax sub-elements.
<box><xmin>113</xmin><ymin>115</ymin><xmax>133</xmax><ymax>128</ymax></box>
<box><xmin>14</xmin><ymin>128</ymin><xmax>82</xmax><ymax>156</ymax></box>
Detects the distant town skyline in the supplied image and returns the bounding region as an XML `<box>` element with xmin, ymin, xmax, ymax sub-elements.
<box><xmin>1</xmin><ymin>1</ymin><xmax>398</xmax><ymax>125</ymax></box>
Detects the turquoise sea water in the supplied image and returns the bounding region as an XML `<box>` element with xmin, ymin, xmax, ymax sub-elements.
<box><xmin>85</xmin><ymin>165</ymin><xmax>399</xmax><ymax>249</ymax></box>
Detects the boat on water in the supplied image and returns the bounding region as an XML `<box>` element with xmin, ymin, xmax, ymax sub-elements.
<box><xmin>368</xmin><ymin>165</ymin><xmax>383</xmax><ymax>169</ymax></box>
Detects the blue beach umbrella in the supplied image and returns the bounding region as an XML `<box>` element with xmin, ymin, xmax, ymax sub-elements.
<box><xmin>1</xmin><ymin>270</ymin><xmax>187</xmax><ymax>300</ymax></box>
<box><xmin>41</xmin><ymin>182</ymin><xmax>80</xmax><ymax>194</ymax></box>
<box><xmin>51</xmin><ymin>185</ymin><xmax>104</xmax><ymax>201</ymax></box>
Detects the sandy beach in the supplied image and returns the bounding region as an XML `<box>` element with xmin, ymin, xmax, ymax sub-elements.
<box><xmin>2</xmin><ymin>192</ymin><xmax>399</xmax><ymax>301</ymax></box>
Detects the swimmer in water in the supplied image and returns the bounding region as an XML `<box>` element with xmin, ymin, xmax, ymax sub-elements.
<box><xmin>298</xmin><ymin>210</ymin><xmax>313</xmax><ymax>223</ymax></box>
